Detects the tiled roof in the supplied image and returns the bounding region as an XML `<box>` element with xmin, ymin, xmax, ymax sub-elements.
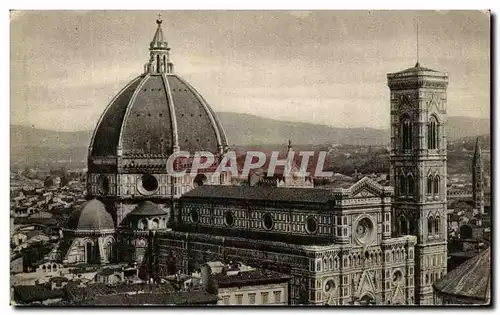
<box><xmin>66</xmin><ymin>282</ymin><xmax>176</xmax><ymax>301</ymax></box>
<box><xmin>90</xmin><ymin>74</ymin><xmax>227</xmax><ymax>157</ymax></box>
<box><xmin>90</xmin><ymin>76</ymin><xmax>143</xmax><ymax>156</ymax></box>
<box><xmin>392</xmin><ymin>62</ymin><xmax>439</xmax><ymax>74</ymax></box>
<box><xmin>215</xmin><ymin>269</ymin><xmax>292</xmax><ymax>288</ymax></box>
<box><xmin>13</xmin><ymin>285</ymin><xmax>64</xmax><ymax>304</ymax></box>
<box><xmin>75</xmin><ymin>291</ymin><xmax>218</xmax><ymax>306</ymax></box>
<box><xmin>433</xmin><ymin>247</ymin><xmax>491</xmax><ymax>301</ymax></box>
<box><xmin>127</xmin><ymin>201</ymin><xmax>167</xmax><ymax>217</ymax></box>
<box><xmin>182</xmin><ymin>185</ymin><xmax>334</xmax><ymax>203</ymax></box>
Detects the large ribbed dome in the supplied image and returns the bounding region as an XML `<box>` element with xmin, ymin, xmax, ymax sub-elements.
<box><xmin>67</xmin><ymin>199</ymin><xmax>115</xmax><ymax>231</ymax></box>
<box><xmin>89</xmin><ymin>18</ymin><xmax>227</xmax><ymax>158</ymax></box>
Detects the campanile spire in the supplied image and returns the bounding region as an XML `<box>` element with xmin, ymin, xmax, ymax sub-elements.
<box><xmin>472</xmin><ymin>137</ymin><xmax>485</xmax><ymax>214</ymax></box>
<box><xmin>144</xmin><ymin>14</ymin><xmax>174</xmax><ymax>74</ymax></box>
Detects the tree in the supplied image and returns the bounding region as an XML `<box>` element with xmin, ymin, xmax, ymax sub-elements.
<box><xmin>205</xmin><ymin>273</ymin><xmax>218</xmax><ymax>295</ymax></box>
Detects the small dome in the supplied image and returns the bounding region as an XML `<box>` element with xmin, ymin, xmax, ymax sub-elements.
<box><xmin>433</xmin><ymin>247</ymin><xmax>491</xmax><ymax>303</ymax></box>
<box><xmin>127</xmin><ymin>201</ymin><xmax>167</xmax><ymax>217</ymax></box>
<box><xmin>67</xmin><ymin>199</ymin><xmax>114</xmax><ymax>231</ymax></box>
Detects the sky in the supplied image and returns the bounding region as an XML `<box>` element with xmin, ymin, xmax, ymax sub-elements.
<box><xmin>10</xmin><ymin>10</ymin><xmax>490</xmax><ymax>131</ymax></box>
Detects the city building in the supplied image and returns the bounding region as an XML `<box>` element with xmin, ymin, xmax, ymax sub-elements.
<box><xmin>201</xmin><ymin>261</ymin><xmax>291</xmax><ymax>305</ymax></box>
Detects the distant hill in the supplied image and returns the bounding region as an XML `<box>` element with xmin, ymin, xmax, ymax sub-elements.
<box><xmin>216</xmin><ymin>112</ymin><xmax>389</xmax><ymax>146</ymax></box>
<box><xmin>10</xmin><ymin>113</ymin><xmax>490</xmax><ymax>169</ymax></box>
<box><xmin>444</xmin><ymin>116</ymin><xmax>490</xmax><ymax>140</ymax></box>
<box><xmin>10</xmin><ymin>125</ymin><xmax>91</xmax><ymax>148</ymax></box>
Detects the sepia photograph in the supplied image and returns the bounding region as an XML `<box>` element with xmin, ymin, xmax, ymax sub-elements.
<box><xmin>9</xmin><ymin>10</ymin><xmax>491</xmax><ymax>306</ymax></box>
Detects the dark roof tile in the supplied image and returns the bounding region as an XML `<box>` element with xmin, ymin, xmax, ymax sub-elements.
<box><xmin>182</xmin><ymin>185</ymin><xmax>333</xmax><ymax>203</ymax></box>
<box><xmin>433</xmin><ymin>247</ymin><xmax>491</xmax><ymax>301</ymax></box>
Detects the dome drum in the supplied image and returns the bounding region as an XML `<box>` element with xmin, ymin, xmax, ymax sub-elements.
<box><xmin>87</xmin><ymin>173</ymin><xmax>117</xmax><ymax>197</ymax></box>
<box><xmin>119</xmin><ymin>201</ymin><xmax>169</xmax><ymax>231</ymax></box>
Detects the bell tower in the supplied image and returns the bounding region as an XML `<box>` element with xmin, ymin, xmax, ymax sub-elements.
<box><xmin>387</xmin><ymin>62</ymin><xmax>448</xmax><ymax>305</ymax></box>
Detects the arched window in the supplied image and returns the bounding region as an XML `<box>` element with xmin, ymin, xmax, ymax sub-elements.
<box><xmin>329</xmin><ymin>256</ymin><xmax>333</xmax><ymax>270</ymax></box>
<box><xmin>161</xmin><ymin>217</ymin><xmax>167</xmax><ymax>228</ymax></box>
<box><xmin>434</xmin><ymin>176</ymin><xmax>440</xmax><ymax>195</ymax></box>
<box><xmin>152</xmin><ymin>218</ymin><xmax>159</xmax><ymax>229</ymax></box>
<box><xmin>427</xmin><ymin>175</ymin><xmax>433</xmax><ymax>194</ymax></box>
<box><xmin>400</xmin><ymin>216</ymin><xmax>408</xmax><ymax>235</ymax></box>
<box><xmin>401</xmin><ymin>117</ymin><xmax>413</xmax><ymax>150</ymax></box>
<box><xmin>156</xmin><ymin>55</ymin><xmax>161</xmax><ymax>73</ymax></box>
<box><xmin>428</xmin><ymin>216</ymin><xmax>434</xmax><ymax>235</ymax></box>
<box><xmin>106</xmin><ymin>242</ymin><xmax>113</xmax><ymax>262</ymax></box>
<box><xmin>86</xmin><ymin>242</ymin><xmax>93</xmax><ymax>263</ymax></box>
<box><xmin>435</xmin><ymin>216</ymin><xmax>440</xmax><ymax>234</ymax></box>
<box><xmin>139</xmin><ymin>218</ymin><xmax>148</xmax><ymax>230</ymax></box>
<box><xmin>409</xmin><ymin>217</ymin><xmax>417</xmax><ymax>235</ymax></box>
<box><xmin>334</xmin><ymin>257</ymin><xmax>339</xmax><ymax>269</ymax></box>
<box><xmin>163</xmin><ymin>55</ymin><xmax>167</xmax><ymax>72</ymax></box>
<box><xmin>428</xmin><ymin>116</ymin><xmax>438</xmax><ymax>150</ymax></box>
<box><xmin>407</xmin><ymin>175</ymin><xmax>415</xmax><ymax>195</ymax></box>
<box><xmin>399</xmin><ymin>173</ymin><xmax>406</xmax><ymax>195</ymax></box>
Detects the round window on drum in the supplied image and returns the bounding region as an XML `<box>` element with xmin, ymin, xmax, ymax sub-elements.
<box><xmin>190</xmin><ymin>209</ymin><xmax>200</xmax><ymax>224</ymax></box>
<box><xmin>141</xmin><ymin>174</ymin><xmax>158</xmax><ymax>192</ymax></box>
<box><xmin>97</xmin><ymin>175</ymin><xmax>109</xmax><ymax>195</ymax></box>
<box><xmin>306</xmin><ymin>215</ymin><xmax>318</xmax><ymax>234</ymax></box>
<box><xmin>224</xmin><ymin>211</ymin><xmax>234</xmax><ymax>227</ymax></box>
<box><xmin>263</xmin><ymin>213</ymin><xmax>274</xmax><ymax>230</ymax></box>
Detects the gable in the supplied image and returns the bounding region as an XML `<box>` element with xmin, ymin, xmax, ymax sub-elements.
<box><xmin>351</xmin><ymin>188</ymin><xmax>377</xmax><ymax>198</ymax></box>
<box><xmin>349</xmin><ymin>177</ymin><xmax>384</xmax><ymax>198</ymax></box>
<box><xmin>391</xmin><ymin>283</ymin><xmax>406</xmax><ymax>305</ymax></box>
<box><xmin>356</xmin><ymin>270</ymin><xmax>376</xmax><ymax>297</ymax></box>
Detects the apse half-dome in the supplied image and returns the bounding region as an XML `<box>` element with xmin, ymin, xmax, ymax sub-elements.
<box><xmin>67</xmin><ymin>199</ymin><xmax>115</xmax><ymax>231</ymax></box>
<box><xmin>89</xmin><ymin>17</ymin><xmax>228</xmax><ymax>159</ymax></box>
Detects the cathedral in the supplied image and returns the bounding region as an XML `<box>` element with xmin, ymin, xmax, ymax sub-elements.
<box><xmin>63</xmin><ymin>17</ymin><xmax>451</xmax><ymax>305</ymax></box>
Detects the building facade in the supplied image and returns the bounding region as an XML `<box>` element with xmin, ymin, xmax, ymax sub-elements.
<box><xmin>200</xmin><ymin>262</ymin><xmax>292</xmax><ymax>305</ymax></box>
<box><xmin>387</xmin><ymin>62</ymin><xmax>449</xmax><ymax>304</ymax></box>
<box><xmin>153</xmin><ymin>179</ymin><xmax>417</xmax><ymax>305</ymax></box>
